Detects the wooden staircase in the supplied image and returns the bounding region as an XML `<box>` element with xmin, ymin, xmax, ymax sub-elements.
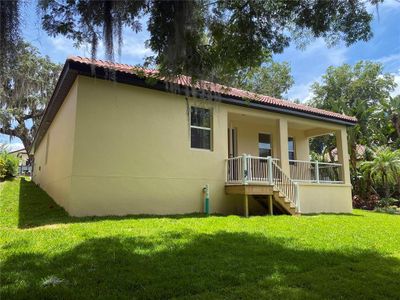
<box><xmin>225</xmin><ymin>155</ymin><xmax>300</xmax><ymax>216</ymax></box>
<box><xmin>252</xmin><ymin>190</ymin><xmax>297</xmax><ymax>215</ymax></box>
<box><xmin>272</xmin><ymin>189</ymin><xmax>297</xmax><ymax>215</ymax></box>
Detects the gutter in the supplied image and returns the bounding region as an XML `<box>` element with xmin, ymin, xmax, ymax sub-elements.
<box><xmin>30</xmin><ymin>63</ymin><xmax>78</xmax><ymax>154</ymax></box>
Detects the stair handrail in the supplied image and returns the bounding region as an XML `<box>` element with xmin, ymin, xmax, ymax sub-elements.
<box><xmin>268</xmin><ymin>157</ymin><xmax>300</xmax><ymax>213</ymax></box>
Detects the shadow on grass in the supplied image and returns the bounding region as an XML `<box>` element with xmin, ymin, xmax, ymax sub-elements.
<box><xmin>2</xmin><ymin>231</ymin><xmax>400</xmax><ymax>299</ymax></box>
<box><xmin>18</xmin><ymin>178</ymin><xmax>209</xmax><ymax>228</ymax></box>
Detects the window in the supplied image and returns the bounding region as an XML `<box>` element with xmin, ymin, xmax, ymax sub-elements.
<box><xmin>288</xmin><ymin>137</ymin><xmax>295</xmax><ymax>160</ymax></box>
<box><xmin>190</xmin><ymin>107</ymin><xmax>212</xmax><ymax>150</ymax></box>
<box><xmin>259</xmin><ymin>133</ymin><xmax>272</xmax><ymax>157</ymax></box>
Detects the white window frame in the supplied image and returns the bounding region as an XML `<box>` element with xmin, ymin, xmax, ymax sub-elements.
<box><xmin>190</xmin><ymin>106</ymin><xmax>213</xmax><ymax>151</ymax></box>
<box><xmin>258</xmin><ymin>132</ymin><xmax>273</xmax><ymax>158</ymax></box>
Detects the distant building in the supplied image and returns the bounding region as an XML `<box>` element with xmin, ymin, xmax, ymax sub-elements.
<box><xmin>9</xmin><ymin>148</ymin><xmax>32</xmax><ymax>175</ymax></box>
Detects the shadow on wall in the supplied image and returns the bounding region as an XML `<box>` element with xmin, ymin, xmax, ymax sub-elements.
<box><xmin>17</xmin><ymin>178</ymin><xmax>209</xmax><ymax>228</ymax></box>
<box><xmin>2</xmin><ymin>231</ymin><xmax>400</xmax><ymax>299</ymax></box>
<box><xmin>18</xmin><ymin>178</ymin><xmax>363</xmax><ymax>228</ymax></box>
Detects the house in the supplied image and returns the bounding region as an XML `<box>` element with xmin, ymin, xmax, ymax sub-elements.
<box><xmin>31</xmin><ymin>56</ymin><xmax>356</xmax><ymax>217</ymax></box>
<box><xmin>9</xmin><ymin>148</ymin><xmax>32</xmax><ymax>175</ymax></box>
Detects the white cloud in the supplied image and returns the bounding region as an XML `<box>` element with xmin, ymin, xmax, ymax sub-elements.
<box><xmin>122</xmin><ymin>36</ymin><xmax>153</xmax><ymax>59</ymax></box>
<box><xmin>366</xmin><ymin>0</ymin><xmax>400</xmax><ymax>12</ymax></box>
<box><xmin>303</xmin><ymin>38</ymin><xmax>348</xmax><ymax>66</ymax></box>
<box><xmin>48</xmin><ymin>33</ymin><xmax>152</xmax><ymax>64</ymax></box>
<box><xmin>286</xmin><ymin>77</ymin><xmax>320</xmax><ymax>103</ymax></box>
<box><xmin>378</xmin><ymin>0</ymin><xmax>400</xmax><ymax>9</ymax></box>
<box><xmin>49</xmin><ymin>36</ymin><xmax>87</xmax><ymax>57</ymax></box>
<box><xmin>376</xmin><ymin>53</ymin><xmax>400</xmax><ymax>65</ymax></box>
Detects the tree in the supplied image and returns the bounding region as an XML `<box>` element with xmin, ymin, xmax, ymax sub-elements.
<box><xmin>0</xmin><ymin>0</ymin><xmax>21</xmax><ymax>75</ymax></box>
<box><xmin>219</xmin><ymin>60</ymin><xmax>294</xmax><ymax>98</ymax></box>
<box><xmin>361</xmin><ymin>147</ymin><xmax>400</xmax><ymax>198</ymax></box>
<box><xmin>390</xmin><ymin>96</ymin><xmax>400</xmax><ymax>139</ymax></box>
<box><xmin>0</xmin><ymin>42</ymin><xmax>62</xmax><ymax>152</ymax></box>
<box><xmin>381</xmin><ymin>95</ymin><xmax>400</xmax><ymax>148</ymax></box>
<box><xmin>1</xmin><ymin>0</ymin><xmax>381</xmax><ymax>79</ymax></box>
<box><xmin>309</xmin><ymin>61</ymin><xmax>397</xmax><ymax>202</ymax></box>
<box><xmin>309</xmin><ymin>61</ymin><xmax>396</xmax><ymax>172</ymax></box>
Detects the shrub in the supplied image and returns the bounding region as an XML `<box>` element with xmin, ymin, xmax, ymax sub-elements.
<box><xmin>0</xmin><ymin>156</ymin><xmax>6</xmax><ymax>179</ymax></box>
<box><xmin>374</xmin><ymin>206</ymin><xmax>400</xmax><ymax>215</ymax></box>
<box><xmin>0</xmin><ymin>152</ymin><xmax>19</xmax><ymax>179</ymax></box>
<box><xmin>376</xmin><ymin>197</ymin><xmax>399</xmax><ymax>208</ymax></box>
<box><xmin>352</xmin><ymin>194</ymin><xmax>379</xmax><ymax>210</ymax></box>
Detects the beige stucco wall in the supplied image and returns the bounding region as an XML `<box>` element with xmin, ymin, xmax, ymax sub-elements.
<box><xmin>32</xmin><ymin>80</ymin><xmax>78</xmax><ymax>211</ymax></box>
<box><xmin>298</xmin><ymin>183</ymin><xmax>353</xmax><ymax>214</ymax></box>
<box><xmin>67</xmin><ymin>76</ymin><xmax>243</xmax><ymax>216</ymax></box>
<box><xmin>33</xmin><ymin>75</ymin><xmax>353</xmax><ymax>216</ymax></box>
<box><xmin>229</xmin><ymin>117</ymin><xmax>315</xmax><ymax>168</ymax></box>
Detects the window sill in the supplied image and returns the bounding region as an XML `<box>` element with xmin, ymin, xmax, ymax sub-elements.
<box><xmin>190</xmin><ymin>148</ymin><xmax>213</xmax><ymax>152</ymax></box>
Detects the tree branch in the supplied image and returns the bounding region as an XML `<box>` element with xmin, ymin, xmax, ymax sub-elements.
<box><xmin>22</xmin><ymin>112</ymin><xmax>44</xmax><ymax>121</ymax></box>
<box><xmin>0</xmin><ymin>126</ymin><xmax>18</xmax><ymax>137</ymax></box>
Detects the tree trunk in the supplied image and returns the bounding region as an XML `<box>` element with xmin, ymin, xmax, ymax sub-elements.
<box><xmin>383</xmin><ymin>173</ymin><xmax>390</xmax><ymax>199</ymax></box>
<box><xmin>392</xmin><ymin>115</ymin><xmax>400</xmax><ymax>139</ymax></box>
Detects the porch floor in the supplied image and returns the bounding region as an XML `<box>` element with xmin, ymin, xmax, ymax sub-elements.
<box><xmin>225</xmin><ymin>184</ymin><xmax>274</xmax><ymax>195</ymax></box>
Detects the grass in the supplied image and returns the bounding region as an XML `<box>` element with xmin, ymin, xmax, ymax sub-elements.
<box><xmin>1</xmin><ymin>178</ymin><xmax>400</xmax><ymax>299</ymax></box>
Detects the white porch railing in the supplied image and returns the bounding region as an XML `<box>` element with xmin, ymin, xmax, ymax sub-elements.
<box><xmin>225</xmin><ymin>155</ymin><xmax>345</xmax><ymax>212</ymax></box>
<box><xmin>225</xmin><ymin>155</ymin><xmax>299</xmax><ymax>211</ymax></box>
<box><xmin>226</xmin><ymin>155</ymin><xmax>279</xmax><ymax>184</ymax></box>
<box><xmin>225</xmin><ymin>155</ymin><xmax>343</xmax><ymax>185</ymax></box>
<box><xmin>288</xmin><ymin>159</ymin><xmax>343</xmax><ymax>183</ymax></box>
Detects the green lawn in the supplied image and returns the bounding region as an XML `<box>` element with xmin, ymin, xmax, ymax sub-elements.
<box><xmin>1</xmin><ymin>178</ymin><xmax>400</xmax><ymax>299</ymax></box>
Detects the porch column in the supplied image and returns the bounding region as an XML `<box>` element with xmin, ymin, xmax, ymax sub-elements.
<box><xmin>335</xmin><ymin>128</ymin><xmax>351</xmax><ymax>184</ymax></box>
<box><xmin>277</xmin><ymin>119</ymin><xmax>290</xmax><ymax>175</ymax></box>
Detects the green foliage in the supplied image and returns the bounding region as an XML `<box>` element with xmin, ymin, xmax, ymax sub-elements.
<box><xmin>310</xmin><ymin>61</ymin><xmax>396</xmax><ymax>157</ymax></box>
<box><xmin>2</xmin><ymin>178</ymin><xmax>400</xmax><ymax>298</ymax></box>
<box><xmin>38</xmin><ymin>0</ymin><xmax>145</xmax><ymax>59</ymax></box>
<box><xmin>0</xmin><ymin>41</ymin><xmax>62</xmax><ymax>150</ymax></box>
<box><xmin>0</xmin><ymin>152</ymin><xmax>19</xmax><ymax>179</ymax></box>
<box><xmin>381</xmin><ymin>95</ymin><xmax>400</xmax><ymax>149</ymax></box>
<box><xmin>376</xmin><ymin>197</ymin><xmax>399</xmax><ymax>208</ymax></box>
<box><xmin>374</xmin><ymin>206</ymin><xmax>400</xmax><ymax>215</ymax></box>
<box><xmin>361</xmin><ymin>147</ymin><xmax>400</xmax><ymax>198</ymax></box>
<box><xmin>309</xmin><ymin>61</ymin><xmax>399</xmax><ymax>202</ymax></box>
<box><xmin>5</xmin><ymin>0</ymin><xmax>376</xmax><ymax>80</ymax></box>
<box><xmin>0</xmin><ymin>157</ymin><xmax>5</xmax><ymax>179</ymax></box>
<box><xmin>0</xmin><ymin>0</ymin><xmax>21</xmax><ymax>74</ymax></box>
<box><xmin>309</xmin><ymin>135</ymin><xmax>337</xmax><ymax>162</ymax></box>
<box><xmin>218</xmin><ymin>59</ymin><xmax>294</xmax><ymax>98</ymax></box>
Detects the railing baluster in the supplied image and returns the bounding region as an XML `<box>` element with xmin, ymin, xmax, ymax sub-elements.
<box><xmin>226</xmin><ymin>156</ymin><xmax>342</xmax><ymax>212</ymax></box>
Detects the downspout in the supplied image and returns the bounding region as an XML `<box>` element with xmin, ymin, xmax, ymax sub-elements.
<box><xmin>203</xmin><ymin>184</ymin><xmax>210</xmax><ymax>215</ymax></box>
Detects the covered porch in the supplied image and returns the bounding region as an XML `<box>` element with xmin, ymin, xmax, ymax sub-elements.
<box><xmin>225</xmin><ymin>111</ymin><xmax>352</xmax><ymax>216</ymax></box>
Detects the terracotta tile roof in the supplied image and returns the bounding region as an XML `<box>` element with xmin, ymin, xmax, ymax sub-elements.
<box><xmin>68</xmin><ymin>56</ymin><xmax>357</xmax><ymax>123</ymax></box>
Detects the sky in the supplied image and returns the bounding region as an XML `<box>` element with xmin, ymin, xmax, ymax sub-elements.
<box><xmin>2</xmin><ymin>0</ymin><xmax>400</xmax><ymax>150</ymax></box>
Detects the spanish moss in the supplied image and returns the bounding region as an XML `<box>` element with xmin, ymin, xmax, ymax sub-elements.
<box><xmin>0</xmin><ymin>0</ymin><xmax>21</xmax><ymax>78</ymax></box>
